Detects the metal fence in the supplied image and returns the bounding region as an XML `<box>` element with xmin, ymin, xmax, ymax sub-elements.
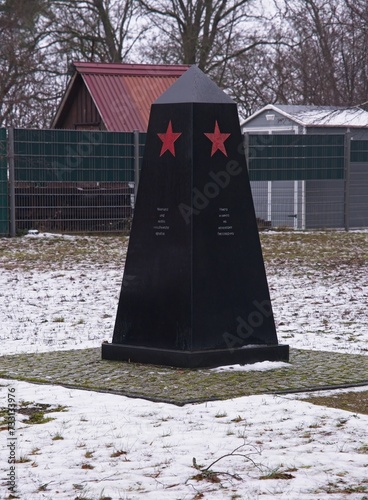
<box><xmin>7</xmin><ymin>129</ymin><xmax>146</xmax><ymax>234</ymax></box>
<box><xmin>0</xmin><ymin>129</ymin><xmax>368</xmax><ymax>235</ymax></box>
<box><xmin>246</xmin><ymin>134</ymin><xmax>368</xmax><ymax>230</ymax></box>
<box><xmin>349</xmin><ymin>139</ymin><xmax>368</xmax><ymax>229</ymax></box>
<box><xmin>0</xmin><ymin>129</ymin><xmax>8</xmax><ymax>236</ymax></box>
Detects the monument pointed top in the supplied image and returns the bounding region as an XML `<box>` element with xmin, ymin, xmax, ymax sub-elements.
<box><xmin>154</xmin><ymin>65</ymin><xmax>235</xmax><ymax>105</ymax></box>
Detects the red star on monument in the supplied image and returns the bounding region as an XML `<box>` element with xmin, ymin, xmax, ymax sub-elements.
<box><xmin>157</xmin><ymin>120</ymin><xmax>182</xmax><ymax>157</ymax></box>
<box><xmin>204</xmin><ymin>121</ymin><xmax>231</xmax><ymax>157</ymax></box>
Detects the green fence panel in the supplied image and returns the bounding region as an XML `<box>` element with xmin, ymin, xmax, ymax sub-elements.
<box><xmin>139</xmin><ymin>133</ymin><xmax>146</xmax><ymax>167</ymax></box>
<box><xmin>248</xmin><ymin>135</ymin><xmax>345</xmax><ymax>181</ymax></box>
<box><xmin>0</xmin><ymin>128</ymin><xmax>8</xmax><ymax>236</ymax></box>
<box><xmin>350</xmin><ymin>140</ymin><xmax>368</xmax><ymax>162</ymax></box>
<box><xmin>13</xmin><ymin>129</ymin><xmax>138</xmax><ymax>183</ymax></box>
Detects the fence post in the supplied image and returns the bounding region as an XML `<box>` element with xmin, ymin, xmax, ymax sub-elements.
<box><xmin>343</xmin><ymin>131</ymin><xmax>351</xmax><ymax>232</ymax></box>
<box><xmin>8</xmin><ymin>127</ymin><xmax>16</xmax><ymax>237</ymax></box>
<box><xmin>133</xmin><ymin>130</ymin><xmax>140</xmax><ymax>202</ymax></box>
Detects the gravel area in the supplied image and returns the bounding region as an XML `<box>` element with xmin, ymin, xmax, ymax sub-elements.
<box><xmin>1</xmin><ymin>347</ymin><xmax>367</xmax><ymax>405</ymax></box>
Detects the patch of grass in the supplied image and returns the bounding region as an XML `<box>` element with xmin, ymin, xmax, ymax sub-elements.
<box><xmin>259</xmin><ymin>469</ymin><xmax>295</xmax><ymax>480</ymax></box>
<box><xmin>27</xmin><ymin>412</ymin><xmax>55</xmax><ymax>425</ymax></box>
<box><xmin>358</xmin><ymin>444</ymin><xmax>368</xmax><ymax>454</ymax></box>
<box><xmin>110</xmin><ymin>449</ymin><xmax>127</xmax><ymax>458</ymax></box>
<box><xmin>0</xmin><ymin>407</ymin><xmax>8</xmax><ymax>429</ymax></box>
<box><xmin>231</xmin><ymin>415</ymin><xmax>244</xmax><ymax>423</ymax></box>
<box><xmin>81</xmin><ymin>463</ymin><xmax>94</xmax><ymax>470</ymax></box>
<box><xmin>259</xmin><ymin>232</ymin><xmax>368</xmax><ymax>288</ymax></box>
<box><xmin>52</xmin><ymin>432</ymin><xmax>64</xmax><ymax>441</ymax></box>
<box><xmin>303</xmin><ymin>391</ymin><xmax>368</xmax><ymax>415</ymax></box>
<box><xmin>336</xmin><ymin>471</ymin><xmax>348</xmax><ymax>477</ymax></box>
<box><xmin>16</xmin><ymin>401</ymin><xmax>67</xmax><ymax>426</ymax></box>
<box><xmin>52</xmin><ymin>317</ymin><xmax>65</xmax><ymax>323</ymax></box>
<box><xmin>342</xmin><ymin>485</ymin><xmax>367</xmax><ymax>493</ymax></box>
<box><xmin>191</xmin><ymin>471</ymin><xmax>221</xmax><ymax>483</ymax></box>
<box><xmin>19</xmin><ymin>400</ymin><xmax>34</xmax><ymax>407</ymax></box>
<box><xmin>37</xmin><ymin>483</ymin><xmax>50</xmax><ymax>492</ymax></box>
<box><xmin>285</xmin><ymin>467</ymin><xmax>298</xmax><ymax>473</ymax></box>
<box><xmin>320</xmin><ymin>484</ymin><xmax>368</xmax><ymax>494</ymax></box>
<box><xmin>0</xmin><ymin>234</ymin><xmax>128</xmax><ymax>271</ymax></box>
<box><xmin>52</xmin><ymin>404</ymin><xmax>68</xmax><ymax>413</ymax></box>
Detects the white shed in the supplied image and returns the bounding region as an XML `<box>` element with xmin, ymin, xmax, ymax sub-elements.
<box><xmin>241</xmin><ymin>104</ymin><xmax>368</xmax><ymax>138</ymax></box>
<box><xmin>241</xmin><ymin>105</ymin><xmax>368</xmax><ymax>229</ymax></box>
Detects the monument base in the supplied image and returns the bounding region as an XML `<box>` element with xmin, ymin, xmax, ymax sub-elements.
<box><xmin>101</xmin><ymin>343</ymin><xmax>289</xmax><ymax>369</ymax></box>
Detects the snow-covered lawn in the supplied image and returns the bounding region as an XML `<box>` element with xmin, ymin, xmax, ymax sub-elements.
<box><xmin>1</xmin><ymin>231</ymin><xmax>368</xmax><ymax>499</ymax></box>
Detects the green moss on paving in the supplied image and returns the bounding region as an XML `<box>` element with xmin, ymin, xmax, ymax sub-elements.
<box><xmin>0</xmin><ymin>348</ymin><xmax>367</xmax><ymax>405</ymax></box>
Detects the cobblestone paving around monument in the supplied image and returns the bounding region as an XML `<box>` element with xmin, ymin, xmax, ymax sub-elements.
<box><xmin>0</xmin><ymin>348</ymin><xmax>367</xmax><ymax>405</ymax></box>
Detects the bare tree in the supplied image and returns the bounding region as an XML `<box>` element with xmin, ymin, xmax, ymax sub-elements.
<box><xmin>228</xmin><ymin>0</ymin><xmax>368</xmax><ymax>116</ymax></box>
<box><xmin>0</xmin><ymin>0</ymin><xmax>61</xmax><ymax>127</ymax></box>
<box><xmin>0</xmin><ymin>0</ymin><xmax>145</xmax><ymax>127</ymax></box>
<box><xmin>284</xmin><ymin>0</ymin><xmax>345</xmax><ymax>105</ymax></box>
<box><xmin>137</xmin><ymin>0</ymin><xmax>274</xmax><ymax>86</ymax></box>
<box><xmin>342</xmin><ymin>0</ymin><xmax>368</xmax><ymax>107</ymax></box>
<box><xmin>5</xmin><ymin>0</ymin><xmax>368</xmax><ymax>127</ymax></box>
<box><xmin>228</xmin><ymin>43</ymin><xmax>293</xmax><ymax>118</ymax></box>
<box><xmin>50</xmin><ymin>0</ymin><xmax>145</xmax><ymax>63</ymax></box>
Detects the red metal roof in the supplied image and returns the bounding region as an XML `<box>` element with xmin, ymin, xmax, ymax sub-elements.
<box><xmin>72</xmin><ymin>62</ymin><xmax>189</xmax><ymax>77</ymax></box>
<box><xmin>61</xmin><ymin>62</ymin><xmax>189</xmax><ymax>132</ymax></box>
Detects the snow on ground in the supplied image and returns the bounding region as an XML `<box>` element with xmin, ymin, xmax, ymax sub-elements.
<box><xmin>0</xmin><ymin>232</ymin><xmax>367</xmax><ymax>356</ymax></box>
<box><xmin>1</xmin><ymin>380</ymin><xmax>368</xmax><ymax>500</ymax></box>
<box><xmin>210</xmin><ymin>361</ymin><xmax>291</xmax><ymax>372</ymax></box>
<box><xmin>270</xmin><ymin>265</ymin><xmax>368</xmax><ymax>355</ymax></box>
<box><xmin>1</xmin><ymin>232</ymin><xmax>368</xmax><ymax>499</ymax></box>
<box><xmin>0</xmin><ymin>266</ymin><xmax>120</xmax><ymax>354</ymax></box>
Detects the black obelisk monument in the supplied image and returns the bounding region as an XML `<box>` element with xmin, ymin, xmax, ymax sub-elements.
<box><xmin>102</xmin><ymin>65</ymin><xmax>289</xmax><ymax>368</ymax></box>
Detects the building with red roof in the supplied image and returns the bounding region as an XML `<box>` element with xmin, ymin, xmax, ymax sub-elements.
<box><xmin>51</xmin><ymin>62</ymin><xmax>189</xmax><ymax>132</ymax></box>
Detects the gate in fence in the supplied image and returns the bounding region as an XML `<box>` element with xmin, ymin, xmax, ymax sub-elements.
<box><xmin>1</xmin><ymin>129</ymin><xmax>368</xmax><ymax>235</ymax></box>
